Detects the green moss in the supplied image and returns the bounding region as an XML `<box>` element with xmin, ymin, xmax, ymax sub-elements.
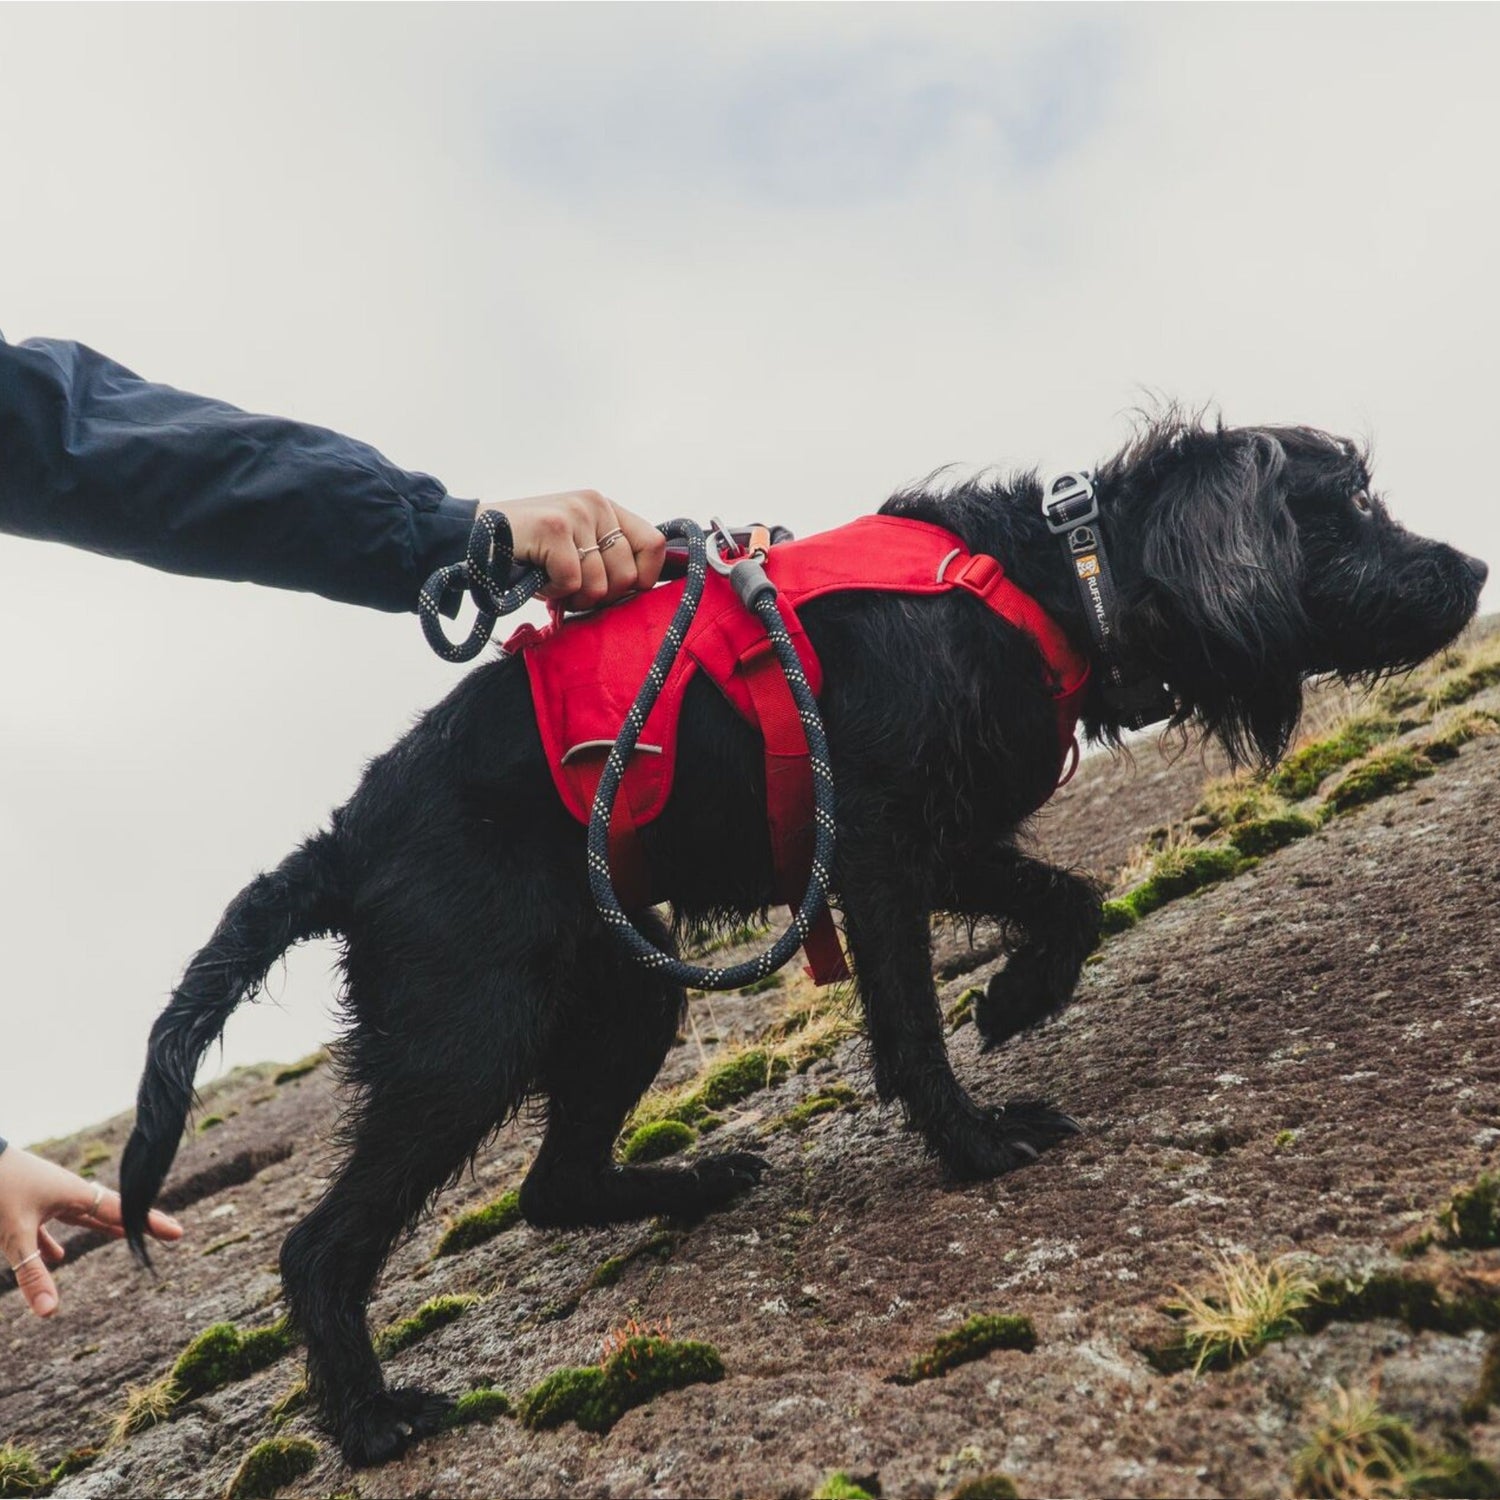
<box><xmin>946</xmin><ymin>987</ymin><xmax>981</xmax><ymax>1029</ymax></box>
<box><xmin>1273</xmin><ymin>1129</ymin><xmax>1298</xmax><ymax>1151</ymax></box>
<box><xmin>77</xmin><ymin>1139</ymin><xmax>112</xmax><ymax>1172</ymax></box>
<box><xmin>1195</xmin><ymin>774</ymin><xmax>1284</xmax><ymax>830</ymax></box>
<box><xmin>224</xmin><ymin>1437</ymin><xmax>320</xmax><ymax>1500</ymax></box>
<box><xmin>775</xmin><ymin>1084</ymin><xmax>860</xmax><ymax>1133</ymax></box>
<box><xmin>891</xmin><ymin>1314</ymin><xmax>1036</xmax><ymax>1385</ymax></box>
<box><xmin>196</xmin><ymin>1114</ymin><xmax>226</xmax><ymax>1133</ymax></box>
<box><xmin>47</xmin><ymin>1447</ymin><xmax>99</xmax><ymax>1485</ymax></box>
<box><xmin>445</xmin><ymin>1387</ymin><xmax>511</xmax><ymax>1428</ymax></box>
<box><xmin>0</xmin><ymin>1445</ymin><xmax>44</xmax><ymax>1499</ymax></box>
<box><xmin>1325</xmin><ymin>746</ymin><xmax>1435</xmax><ymax>813</ymax></box>
<box><xmin>1269</xmin><ymin>714</ymin><xmax>1399</xmax><ymax>799</ymax></box>
<box><xmin>518</xmin><ymin>1335</ymin><xmax>724</xmax><ymax>1433</ymax></box>
<box><xmin>433</xmin><ymin>1190</ymin><xmax>522</xmax><ymax>1257</ymax></box>
<box><xmin>169</xmin><ymin>1318</ymin><xmax>294</xmax><ymax>1401</ymax></box>
<box><xmin>698</xmin><ymin>1048</ymin><xmax>788</xmax><ymax>1111</ymax></box>
<box><xmin>1442</xmin><ymin>1173</ymin><xmax>1500</xmax><ymax>1249</ymax></box>
<box><xmin>1109</xmin><ymin>845</ymin><xmax>1244</xmax><ymax>929</ymax></box>
<box><xmin>951</xmin><ymin>1478</ymin><xmax>1021</xmax><ymax>1500</ymax></box>
<box><xmin>1423</xmin><ymin>710</ymin><xmax>1499</xmax><ymax>762</ymax></box>
<box><xmin>1227</xmin><ymin>811</ymin><xmax>1318</xmax><ymax>857</ymax></box>
<box><xmin>267</xmin><ymin>1379</ymin><xmax>308</xmax><ymax>1425</ymax></box>
<box><xmin>812</xmin><ymin>1474</ymin><xmax>876</xmax><ymax>1500</ymax></box>
<box><xmin>590</xmin><ymin>1229</ymin><xmax>678</xmax><ymax>1290</ymax></box>
<box><xmin>202</xmin><ymin>1230</ymin><xmax>252</xmax><ymax>1257</ymax></box>
<box><xmin>373</xmin><ymin>1293</ymin><xmax>479</xmax><ymax>1358</ymax></box>
<box><xmin>1303</xmin><ymin>1272</ymin><xmax>1500</xmax><ymax>1337</ymax></box>
<box><xmin>619</xmin><ymin>1119</ymin><xmax>697</xmax><ymax>1164</ymax></box>
<box><xmin>271</xmin><ymin>1051</ymin><xmax>326</xmax><ymax>1086</ymax></box>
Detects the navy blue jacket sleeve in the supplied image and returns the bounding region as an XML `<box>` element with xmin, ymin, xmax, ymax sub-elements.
<box><xmin>0</xmin><ymin>335</ymin><xmax>478</xmax><ymax>612</ymax></box>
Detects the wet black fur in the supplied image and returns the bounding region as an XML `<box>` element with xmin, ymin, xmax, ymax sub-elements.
<box><xmin>120</xmin><ymin>414</ymin><xmax>1486</xmax><ymax>1467</ymax></box>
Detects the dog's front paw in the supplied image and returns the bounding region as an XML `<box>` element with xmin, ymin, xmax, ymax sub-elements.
<box><xmin>339</xmin><ymin>1386</ymin><xmax>454</xmax><ymax>1468</ymax></box>
<box><xmin>976</xmin><ymin>948</ymin><xmax>1073</xmax><ymax>1049</ymax></box>
<box><xmin>665</xmin><ymin>1150</ymin><xmax>769</xmax><ymax>1220</ymax></box>
<box><xmin>939</xmin><ymin>1100</ymin><xmax>1080</xmax><ymax>1182</ymax></box>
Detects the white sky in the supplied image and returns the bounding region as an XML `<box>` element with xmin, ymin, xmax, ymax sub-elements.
<box><xmin>1</xmin><ymin>4</ymin><xmax>1495</xmax><ymax>1147</ymax></box>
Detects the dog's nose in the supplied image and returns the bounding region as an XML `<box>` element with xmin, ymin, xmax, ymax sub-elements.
<box><xmin>1464</xmin><ymin>553</ymin><xmax>1490</xmax><ymax>587</ymax></box>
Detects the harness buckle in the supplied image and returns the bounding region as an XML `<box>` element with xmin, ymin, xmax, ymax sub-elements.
<box><xmin>707</xmin><ymin>516</ymin><xmax>743</xmax><ymax>575</ymax></box>
<box><xmin>1042</xmin><ymin>471</ymin><xmax>1099</xmax><ymax>535</ymax></box>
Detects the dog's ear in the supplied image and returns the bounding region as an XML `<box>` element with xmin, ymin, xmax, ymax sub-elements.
<box><xmin>1134</xmin><ymin>429</ymin><xmax>1309</xmax><ymax>766</ymax></box>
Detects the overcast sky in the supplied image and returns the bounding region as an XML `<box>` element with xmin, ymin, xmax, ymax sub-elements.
<box><xmin>2</xmin><ymin>4</ymin><xmax>1496</xmax><ymax>1148</ymax></box>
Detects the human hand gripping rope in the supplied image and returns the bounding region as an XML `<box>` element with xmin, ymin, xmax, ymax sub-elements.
<box><xmin>418</xmin><ymin>513</ymin><xmax>837</xmax><ymax>991</ymax></box>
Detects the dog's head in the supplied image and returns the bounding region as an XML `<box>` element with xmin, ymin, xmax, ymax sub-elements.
<box><xmin>1100</xmin><ymin>415</ymin><xmax>1488</xmax><ymax>767</ymax></box>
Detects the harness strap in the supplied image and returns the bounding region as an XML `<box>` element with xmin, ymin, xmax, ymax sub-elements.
<box><xmin>737</xmin><ymin>635</ymin><xmax>851</xmax><ymax>983</ymax></box>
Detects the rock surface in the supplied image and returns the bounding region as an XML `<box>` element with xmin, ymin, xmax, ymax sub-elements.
<box><xmin>4</xmin><ymin>638</ymin><xmax>1498</xmax><ymax>1500</ymax></box>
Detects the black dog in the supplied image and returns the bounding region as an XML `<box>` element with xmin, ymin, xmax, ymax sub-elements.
<box><xmin>121</xmin><ymin>415</ymin><xmax>1486</xmax><ymax>1466</ymax></box>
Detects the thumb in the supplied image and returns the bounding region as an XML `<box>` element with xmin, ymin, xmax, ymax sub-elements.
<box><xmin>13</xmin><ymin>1243</ymin><xmax>60</xmax><ymax>1317</ymax></box>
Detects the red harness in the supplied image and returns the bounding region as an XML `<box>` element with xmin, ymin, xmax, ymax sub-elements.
<box><xmin>504</xmin><ymin>515</ymin><xmax>1090</xmax><ymax>983</ymax></box>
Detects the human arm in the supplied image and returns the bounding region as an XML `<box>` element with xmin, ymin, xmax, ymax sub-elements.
<box><xmin>0</xmin><ymin>1141</ymin><xmax>183</xmax><ymax>1317</ymax></box>
<box><xmin>0</xmin><ymin>335</ymin><xmax>665</xmax><ymax>612</ymax></box>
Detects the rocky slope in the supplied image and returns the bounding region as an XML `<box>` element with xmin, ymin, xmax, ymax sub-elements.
<box><xmin>3</xmin><ymin>626</ymin><xmax>1498</xmax><ymax>1500</ymax></box>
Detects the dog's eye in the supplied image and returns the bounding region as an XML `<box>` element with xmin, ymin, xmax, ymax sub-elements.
<box><xmin>1352</xmin><ymin>490</ymin><xmax>1373</xmax><ymax>514</ymax></box>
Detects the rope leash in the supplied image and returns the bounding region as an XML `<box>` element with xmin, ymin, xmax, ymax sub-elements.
<box><xmin>419</xmin><ymin>515</ymin><xmax>838</xmax><ymax>991</ymax></box>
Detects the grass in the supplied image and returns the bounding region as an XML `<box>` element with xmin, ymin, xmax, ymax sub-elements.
<box><xmin>774</xmin><ymin>1083</ymin><xmax>860</xmax><ymax>1132</ymax></box>
<box><xmin>433</xmin><ymin>1189</ymin><xmax>522</xmax><ymax>1257</ymax></box>
<box><xmin>1163</xmin><ymin>1252</ymin><xmax>1316</xmax><ymax>1374</ymax></box>
<box><xmin>224</xmin><ymin>1437</ymin><xmax>320</xmax><ymax>1500</ymax></box>
<box><xmin>890</xmin><ymin>1313</ymin><xmax>1036</xmax><ymax>1385</ymax></box>
<box><xmin>1425</xmin><ymin>640</ymin><xmax>1500</xmax><ymax>709</ymax></box>
<box><xmin>110</xmin><ymin>1376</ymin><xmax>180</xmax><ymax>1444</ymax></box>
<box><xmin>0</xmin><ymin>1446</ymin><xmax>44</xmax><ymax>1499</ymax></box>
<box><xmin>195</xmin><ymin>1114</ymin><xmax>226</xmax><ymax>1133</ymax></box>
<box><xmin>518</xmin><ymin>1334</ymin><xmax>723</xmax><ymax>1434</ymax></box>
<box><xmin>946</xmin><ymin>986</ymin><xmax>981</xmax><ymax>1030</ymax></box>
<box><xmin>47</xmin><ymin>1449</ymin><xmax>99</xmax><ymax>1485</ymax></box>
<box><xmin>1294</xmin><ymin>1386</ymin><xmax>1500</xmax><ymax>1499</ymax></box>
<box><xmin>373</xmin><ymin>1293</ymin><xmax>479</xmax><ymax>1358</ymax></box>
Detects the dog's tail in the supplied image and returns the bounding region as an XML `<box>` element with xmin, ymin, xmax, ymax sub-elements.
<box><xmin>120</xmin><ymin>829</ymin><xmax>345</xmax><ymax>1263</ymax></box>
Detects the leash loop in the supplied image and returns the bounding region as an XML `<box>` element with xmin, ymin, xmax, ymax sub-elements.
<box><xmin>419</xmin><ymin>514</ymin><xmax>838</xmax><ymax>991</ymax></box>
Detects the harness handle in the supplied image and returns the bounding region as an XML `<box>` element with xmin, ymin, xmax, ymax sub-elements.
<box><xmin>418</xmin><ymin>514</ymin><xmax>839</xmax><ymax>992</ymax></box>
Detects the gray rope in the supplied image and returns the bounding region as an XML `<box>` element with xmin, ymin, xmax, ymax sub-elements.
<box><xmin>419</xmin><ymin>515</ymin><xmax>837</xmax><ymax>989</ymax></box>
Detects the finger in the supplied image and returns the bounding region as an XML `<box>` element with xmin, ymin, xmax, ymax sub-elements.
<box><xmin>147</xmin><ymin>1208</ymin><xmax>185</xmax><ymax>1243</ymax></box>
<box><xmin>39</xmin><ymin>1227</ymin><xmax>67</xmax><ymax>1265</ymax></box>
<box><xmin>615</xmin><ymin>510</ymin><xmax>668</xmax><ymax>591</ymax></box>
<box><xmin>535</xmin><ymin>514</ymin><xmax>583</xmax><ymax>603</ymax></box>
<box><xmin>13</xmin><ymin>1248</ymin><xmax>60</xmax><ymax>1317</ymax></box>
<box><xmin>566</xmin><ymin>528</ymin><xmax>610</xmax><ymax>611</ymax></box>
<box><xmin>596</xmin><ymin>514</ymin><xmax>640</xmax><ymax>604</ymax></box>
<box><xmin>58</xmin><ymin>1212</ymin><xmax>126</xmax><ymax>1239</ymax></box>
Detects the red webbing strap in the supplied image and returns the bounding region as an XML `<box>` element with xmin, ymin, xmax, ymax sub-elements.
<box><xmin>737</xmin><ymin>638</ymin><xmax>850</xmax><ymax>984</ymax></box>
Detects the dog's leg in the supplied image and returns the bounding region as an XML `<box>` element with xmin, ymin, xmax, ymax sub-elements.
<box><xmin>942</xmin><ymin>850</ymin><xmax>1103</xmax><ymax>1048</ymax></box>
<box><xmin>519</xmin><ymin>916</ymin><xmax>767</xmax><ymax>1228</ymax></box>
<box><xmin>280</xmin><ymin>971</ymin><xmax>544</xmax><ymax>1468</ymax></box>
<box><xmin>843</xmin><ymin>863</ymin><xmax>1078</xmax><ymax>1181</ymax></box>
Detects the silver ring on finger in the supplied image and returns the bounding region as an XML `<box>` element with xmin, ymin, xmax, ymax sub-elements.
<box><xmin>578</xmin><ymin>544</ymin><xmax>602</xmax><ymax>559</ymax></box>
<box><xmin>597</xmin><ymin>528</ymin><xmax>626</xmax><ymax>552</ymax></box>
<box><xmin>90</xmin><ymin>1185</ymin><xmax>105</xmax><ymax>1215</ymax></box>
<box><xmin>9</xmin><ymin>1249</ymin><xmax>42</xmax><ymax>1274</ymax></box>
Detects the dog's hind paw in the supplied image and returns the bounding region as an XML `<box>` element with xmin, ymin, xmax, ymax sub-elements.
<box><xmin>940</xmin><ymin>1100</ymin><xmax>1080</xmax><ymax>1182</ymax></box>
<box><xmin>339</xmin><ymin>1386</ymin><xmax>454</xmax><ymax>1468</ymax></box>
<box><xmin>671</xmin><ymin>1150</ymin><xmax>769</xmax><ymax>1217</ymax></box>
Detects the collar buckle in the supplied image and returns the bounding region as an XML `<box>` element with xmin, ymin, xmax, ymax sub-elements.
<box><xmin>1042</xmin><ymin>471</ymin><xmax>1099</xmax><ymax>535</ymax></box>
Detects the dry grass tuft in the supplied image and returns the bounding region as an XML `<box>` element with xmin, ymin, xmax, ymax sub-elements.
<box><xmin>1167</xmin><ymin>1252</ymin><xmax>1316</xmax><ymax>1373</ymax></box>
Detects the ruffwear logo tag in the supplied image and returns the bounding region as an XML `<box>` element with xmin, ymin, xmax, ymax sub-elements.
<box><xmin>1075</xmin><ymin>555</ymin><xmax>1100</xmax><ymax>580</ymax></box>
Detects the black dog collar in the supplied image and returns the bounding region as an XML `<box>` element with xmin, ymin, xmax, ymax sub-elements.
<box><xmin>1042</xmin><ymin>471</ymin><xmax>1175</xmax><ymax>731</ymax></box>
